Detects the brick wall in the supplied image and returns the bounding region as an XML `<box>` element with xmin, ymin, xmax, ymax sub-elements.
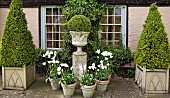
<box><xmin>128</xmin><ymin>7</ymin><xmax>170</xmax><ymax>52</ymax></box>
<box><xmin>0</xmin><ymin>8</ymin><xmax>39</xmax><ymax>47</ymax></box>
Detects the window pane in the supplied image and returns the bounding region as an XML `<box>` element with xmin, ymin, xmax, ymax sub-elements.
<box><xmin>47</xmin><ymin>25</ymin><xmax>52</xmax><ymax>32</ymax></box>
<box><xmin>108</xmin><ymin>16</ymin><xmax>114</xmax><ymax>24</ymax></box>
<box><xmin>108</xmin><ymin>25</ymin><xmax>114</xmax><ymax>32</ymax></box>
<box><xmin>101</xmin><ymin>33</ymin><xmax>106</xmax><ymax>40</ymax></box>
<box><xmin>115</xmin><ymin>8</ymin><xmax>121</xmax><ymax>15</ymax></box>
<box><xmin>53</xmin><ymin>33</ymin><xmax>59</xmax><ymax>40</ymax></box>
<box><xmin>60</xmin><ymin>41</ymin><xmax>64</xmax><ymax>48</ymax></box>
<box><xmin>54</xmin><ymin>41</ymin><xmax>59</xmax><ymax>48</ymax></box>
<box><xmin>108</xmin><ymin>33</ymin><xmax>114</xmax><ymax>40</ymax></box>
<box><xmin>108</xmin><ymin>42</ymin><xmax>114</xmax><ymax>46</ymax></box>
<box><xmin>53</xmin><ymin>8</ymin><xmax>58</xmax><ymax>15</ymax></box>
<box><xmin>47</xmin><ymin>41</ymin><xmax>52</xmax><ymax>48</ymax></box>
<box><xmin>60</xmin><ymin>16</ymin><xmax>64</xmax><ymax>24</ymax></box>
<box><xmin>115</xmin><ymin>16</ymin><xmax>121</xmax><ymax>24</ymax></box>
<box><xmin>60</xmin><ymin>33</ymin><xmax>64</xmax><ymax>40</ymax></box>
<box><xmin>46</xmin><ymin>16</ymin><xmax>52</xmax><ymax>23</ymax></box>
<box><xmin>47</xmin><ymin>33</ymin><xmax>52</xmax><ymax>40</ymax></box>
<box><xmin>102</xmin><ymin>25</ymin><xmax>107</xmax><ymax>32</ymax></box>
<box><xmin>53</xmin><ymin>25</ymin><xmax>59</xmax><ymax>32</ymax></box>
<box><xmin>53</xmin><ymin>16</ymin><xmax>59</xmax><ymax>23</ymax></box>
<box><xmin>60</xmin><ymin>25</ymin><xmax>64</xmax><ymax>32</ymax></box>
<box><xmin>59</xmin><ymin>9</ymin><xmax>63</xmax><ymax>15</ymax></box>
<box><xmin>115</xmin><ymin>33</ymin><xmax>121</xmax><ymax>40</ymax></box>
<box><xmin>115</xmin><ymin>25</ymin><xmax>121</xmax><ymax>32</ymax></box>
<box><xmin>114</xmin><ymin>41</ymin><xmax>120</xmax><ymax>47</ymax></box>
<box><xmin>46</xmin><ymin>8</ymin><xmax>52</xmax><ymax>15</ymax></box>
<box><xmin>108</xmin><ymin>8</ymin><xmax>114</xmax><ymax>15</ymax></box>
<box><xmin>101</xmin><ymin>16</ymin><xmax>107</xmax><ymax>24</ymax></box>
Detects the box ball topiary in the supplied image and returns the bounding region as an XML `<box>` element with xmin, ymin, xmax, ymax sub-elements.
<box><xmin>134</xmin><ymin>3</ymin><xmax>170</xmax><ymax>70</ymax></box>
<box><xmin>66</xmin><ymin>15</ymin><xmax>91</xmax><ymax>32</ymax></box>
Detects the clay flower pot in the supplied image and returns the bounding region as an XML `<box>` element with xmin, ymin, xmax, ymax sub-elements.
<box><xmin>97</xmin><ymin>80</ymin><xmax>109</xmax><ymax>92</ymax></box>
<box><xmin>61</xmin><ymin>82</ymin><xmax>77</xmax><ymax>98</ymax></box>
<box><xmin>81</xmin><ymin>84</ymin><xmax>96</xmax><ymax>98</ymax></box>
<box><xmin>49</xmin><ymin>78</ymin><xmax>60</xmax><ymax>90</ymax></box>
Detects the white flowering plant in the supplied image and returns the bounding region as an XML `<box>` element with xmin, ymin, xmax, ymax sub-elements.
<box><xmin>60</xmin><ymin>63</ymin><xmax>76</xmax><ymax>85</ymax></box>
<box><xmin>92</xmin><ymin>49</ymin><xmax>112</xmax><ymax>81</ymax></box>
<box><xmin>42</xmin><ymin>50</ymin><xmax>62</xmax><ymax>83</ymax></box>
<box><xmin>80</xmin><ymin>70</ymin><xmax>96</xmax><ymax>86</ymax></box>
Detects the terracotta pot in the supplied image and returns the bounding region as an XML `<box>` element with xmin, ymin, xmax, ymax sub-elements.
<box><xmin>97</xmin><ymin>80</ymin><xmax>109</xmax><ymax>92</ymax></box>
<box><xmin>81</xmin><ymin>84</ymin><xmax>96</xmax><ymax>98</ymax></box>
<box><xmin>61</xmin><ymin>82</ymin><xmax>77</xmax><ymax>98</ymax></box>
<box><xmin>49</xmin><ymin>78</ymin><xmax>60</xmax><ymax>90</ymax></box>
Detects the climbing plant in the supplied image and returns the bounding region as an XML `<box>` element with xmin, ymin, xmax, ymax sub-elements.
<box><xmin>62</xmin><ymin>0</ymin><xmax>105</xmax><ymax>65</ymax></box>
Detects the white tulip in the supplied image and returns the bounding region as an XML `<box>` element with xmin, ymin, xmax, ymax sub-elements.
<box><xmin>42</xmin><ymin>62</ymin><xmax>46</xmax><ymax>65</ymax></box>
<box><xmin>95</xmin><ymin>49</ymin><xmax>100</xmax><ymax>54</ymax></box>
<box><xmin>57</xmin><ymin>67</ymin><xmax>61</xmax><ymax>71</ymax></box>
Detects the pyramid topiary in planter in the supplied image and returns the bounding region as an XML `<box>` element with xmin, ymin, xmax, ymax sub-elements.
<box><xmin>134</xmin><ymin>3</ymin><xmax>170</xmax><ymax>93</ymax></box>
<box><xmin>0</xmin><ymin>0</ymin><xmax>36</xmax><ymax>90</ymax></box>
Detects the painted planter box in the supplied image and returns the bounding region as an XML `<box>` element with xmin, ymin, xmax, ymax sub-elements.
<box><xmin>135</xmin><ymin>65</ymin><xmax>169</xmax><ymax>93</ymax></box>
<box><xmin>2</xmin><ymin>64</ymin><xmax>35</xmax><ymax>90</ymax></box>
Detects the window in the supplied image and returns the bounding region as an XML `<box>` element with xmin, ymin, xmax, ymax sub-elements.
<box><xmin>41</xmin><ymin>6</ymin><xmax>126</xmax><ymax>49</ymax></box>
<box><xmin>100</xmin><ymin>6</ymin><xmax>127</xmax><ymax>47</ymax></box>
<box><xmin>41</xmin><ymin>6</ymin><xmax>64</xmax><ymax>49</ymax></box>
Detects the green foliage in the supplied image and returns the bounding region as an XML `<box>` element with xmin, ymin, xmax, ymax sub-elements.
<box><xmin>60</xmin><ymin>64</ymin><xmax>76</xmax><ymax>85</ymax></box>
<box><xmin>134</xmin><ymin>3</ymin><xmax>170</xmax><ymax>69</ymax></box>
<box><xmin>35</xmin><ymin>48</ymin><xmax>46</xmax><ymax>76</ymax></box>
<box><xmin>0</xmin><ymin>0</ymin><xmax>36</xmax><ymax>67</ymax></box>
<box><xmin>62</xmin><ymin>0</ymin><xmax>105</xmax><ymax>65</ymax></box>
<box><xmin>66</xmin><ymin>15</ymin><xmax>91</xmax><ymax>32</ymax></box>
<box><xmin>80</xmin><ymin>71</ymin><xmax>96</xmax><ymax>86</ymax></box>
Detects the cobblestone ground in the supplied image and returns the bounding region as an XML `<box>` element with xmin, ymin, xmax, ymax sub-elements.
<box><xmin>0</xmin><ymin>77</ymin><xmax>170</xmax><ymax>98</ymax></box>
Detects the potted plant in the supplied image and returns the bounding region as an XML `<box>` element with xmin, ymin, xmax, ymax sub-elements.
<box><xmin>66</xmin><ymin>15</ymin><xmax>91</xmax><ymax>51</ymax></box>
<box><xmin>0</xmin><ymin>0</ymin><xmax>36</xmax><ymax>90</ymax></box>
<box><xmin>42</xmin><ymin>50</ymin><xmax>61</xmax><ymax>90</ymax></box>
<box><xmin>60</xmin><ymin>63</ymin><xmax>77</xmax><ymax>98</ymax></box>
<box><xmin>94</xmin><ymin>49</ymin><xmax>112</xmax><ymax>92</ymax></box>
<box><xmin>80</xmin><ymin>68</ymin><xmax>96</xmax><ymax>98</ymax></box>
<box><xmin>134</xmin><ymin>3</ymin><xmax>170</xmax><ymax>93</ymax></box>
<box><xmin>66</xmin><ymin>15</ymin><xmax>91</xmax><ymax>79</ymax></box>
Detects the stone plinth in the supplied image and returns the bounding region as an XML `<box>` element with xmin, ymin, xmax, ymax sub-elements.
<box><xmin>72</xmin><ymin>52</ymin><xmax>87</xmax><ymax>79</ymax></box>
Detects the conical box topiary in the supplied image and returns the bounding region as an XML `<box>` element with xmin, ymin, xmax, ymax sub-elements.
<box><xmin>134</xmin><ymin>3</ymin><xmax>170</xmax><ymax>70</ymax></box>
<box><xmin>0</xmin><ymin>0</ymin><xmax>36</xmax><ymax>90</ymax></box>
<box><xmin>1</xmin><ymin>0</ymin><xmax>36</xmax><ymax>67</ymax></box>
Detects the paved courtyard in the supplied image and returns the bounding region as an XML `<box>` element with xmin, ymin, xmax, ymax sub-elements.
<box><xmin>0</xmin><ymin>76</ymin><xmax>170</xmax><ymax>98</ymax></box>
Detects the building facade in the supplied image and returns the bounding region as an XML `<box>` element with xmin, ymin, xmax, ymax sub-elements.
<box><xmin>0</xmin><ymin>0</ymin><xmax>170</xmax><ymax>52</ymax></box>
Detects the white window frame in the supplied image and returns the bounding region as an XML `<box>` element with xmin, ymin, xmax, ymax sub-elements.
<box><xmin>41</xmin><ymin>5</ymin><xmax>127</xmax><ymax>50</ymax></box>
<box><xmin>41</xmin><ymin>6</ymin><xmax>64</xmax><ymax>50</ymax></box>
<box><xmin>100</xmin><ymin>5</ymin><xmax>127</xmax><ymax>46</ymax></box>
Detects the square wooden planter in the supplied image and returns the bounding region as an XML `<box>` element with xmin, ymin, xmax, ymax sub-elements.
<box><xmin>135</xmin><ymin>65</ymin><xmax>169</xmax><ymax>93</ymax></box>
<box><xmin>2</xmin><ymin>64</ymin><xmax>35</xmax><ymax>90</ymax></box>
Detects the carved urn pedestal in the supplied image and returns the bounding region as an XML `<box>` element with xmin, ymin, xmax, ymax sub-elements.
<box><xmin>70</xmin><ymin>31</ymin><xmax>90</xmax><ymax>79</ymax></box>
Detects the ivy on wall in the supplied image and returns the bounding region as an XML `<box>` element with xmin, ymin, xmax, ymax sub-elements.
<box><xmin>62</xmin><ymin>0</ymin><xmax>105</xmax><ymax>65</ymax></box>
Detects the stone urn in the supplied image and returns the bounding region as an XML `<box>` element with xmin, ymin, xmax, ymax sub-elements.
<box><xmin>70</xmin><ymin>31</ymin><xmax>90</xmax><ymax>54</ymax></box>
<box><xmin>70</xmin><ymin>31</ymin><xmax>90</xmax><ymax>79</ymax></box>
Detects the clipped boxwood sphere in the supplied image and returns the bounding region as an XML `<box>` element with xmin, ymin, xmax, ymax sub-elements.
<box><xmin>66</xmin><ymin>15</ymin><xmax>91</xmax><ymax>32</ymax></box>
